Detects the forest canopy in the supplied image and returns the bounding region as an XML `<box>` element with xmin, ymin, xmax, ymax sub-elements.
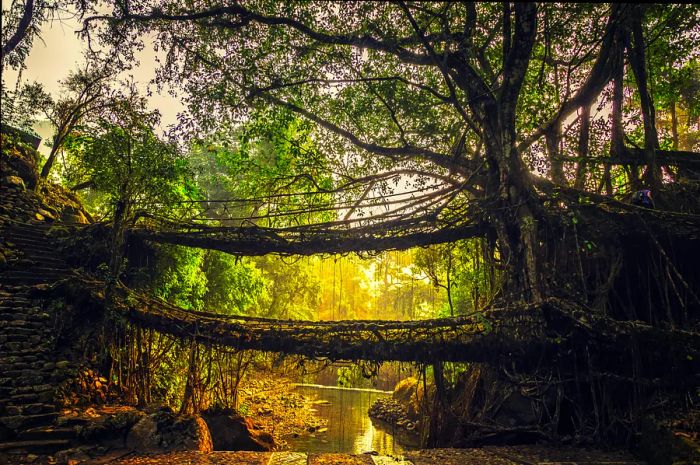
<box><xmin>3</xmin><ymin>2</ymin><xmax>699</xmax><ymax>307</ymax></box>
<box><xmin>2</xmin><ymin>1</ymin><xmax>700</xmax><ymax>452</ymax></box>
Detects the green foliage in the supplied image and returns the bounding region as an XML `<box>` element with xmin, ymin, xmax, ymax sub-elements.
<box><xmin>64</xmin><ymin>91</ymin><xmax>195</xmax><ymax>218</ymax></box>
<box><xmin>413</xmin><ymin>239</ymin><xmax>495</xmax><ymax>316</ymax></box>
<box><xmin>148</xmin><ymin>245</ymin><xmax>207</xmax><ymax>310</ymax></box>
<box><xmin>188</xmin><ymin>107</ymin><xmax>335</xmax><ymax>227</ymax></box>
<box><xmin>253</xmin><ymin>256</ymin><xmax>321</xmax><ymax>320</ymax></box>
<box><xmin>337</xmin><ymin>365</ymin><xmax>372</xmax><ymax>389</ymax></box>
<box><xmin>0</xmin><ymin>80</ymin><xmax>51</xmax><ymax>134</ymax></box>
<box><xmin>202</xmin><ymin>252</ymin><xmax>265</xmax><ymax>315</ymax></box>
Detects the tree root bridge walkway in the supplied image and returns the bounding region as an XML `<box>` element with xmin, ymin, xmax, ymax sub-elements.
<box><xmin>64</xmin><ymin>276</ymin><xmax>700</xmax><ymax>369</ymax></box>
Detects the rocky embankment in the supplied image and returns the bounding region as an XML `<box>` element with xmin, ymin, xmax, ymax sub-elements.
<box><xmin>368</xmin><ymin>398</ymin><xmax>419</xmax><ymax>433</ymax></box>
<box><xmin>368</xmin><ymin>377</ymin><xmax>422</xmax><ymax>436</ymax></box>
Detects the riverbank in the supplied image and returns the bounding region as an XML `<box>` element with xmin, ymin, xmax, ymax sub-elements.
<box><xmin>237</xmin><ymin>376</ymin><xmax>327</xmax><ymax>449</ymax></box>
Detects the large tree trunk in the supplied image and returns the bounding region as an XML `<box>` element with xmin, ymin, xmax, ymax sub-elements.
<box><xmin>670</xmin><ymin>100</ymin><xmax>679</xmax><ymax>150</ymax></box>
<box><xmin>484</xmin><ymin>138</ymin><xmax>542</xmax><ymax>301</ymax></box>
<box><xmin>626</xmin><ymin>6</ymin><xmax>661</xmax><ymax>191</ymax></box>
<box><xmin>610</xmin><ymin>51</ymin><xmax>638</xmax><ymax>193</ymax></box>
<box><xmin>546</xmin><ymin>125</ymin><xmax>564</xmax><ymax>184</ymax></box>
<box><xmin>39</xmin><ymin>135</ymin><xmax>61</xmax><ymax>180</ymax></box>
<box><xmin>475</xmin><ymin>3</ymin><xmax>542</xmax><ymax>302</ymax></box>
<box><xmin>575</xmin><ymin>105</ymin><xmax>591</xmax><ymax>189</ymax></box>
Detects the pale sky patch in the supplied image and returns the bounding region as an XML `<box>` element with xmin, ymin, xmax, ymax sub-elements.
<box><xmin>2</xmin><ymin>2</ymin><xmax>184</xmax><ymax>145</ymax></box>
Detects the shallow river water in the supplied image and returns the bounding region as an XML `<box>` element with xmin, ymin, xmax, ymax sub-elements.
<box><xmin>286</xmin><ymin>384</ymin><xmax>419</xmax><ymax>455</ymax></box>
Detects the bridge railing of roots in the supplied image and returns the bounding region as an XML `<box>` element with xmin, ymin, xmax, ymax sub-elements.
<box><xmin>126</xmin><ymin>171</ymin><xmax>495</xmax><ymax>255</ymax></box>
<box><xmin>124</xmin><ymin>167</ymin><xmax>700</xmax><ymax>259</ymax></box>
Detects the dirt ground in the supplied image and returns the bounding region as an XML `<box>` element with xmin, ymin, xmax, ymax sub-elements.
<box><xmin>238</xmin><ymin>376</ymin><xmax>327</xmax><ymax>449</ymax></box>
<box><xmin>96</xmin><ymin>446</ymin><xmax>645</xmax><ymax>465</ymax></box>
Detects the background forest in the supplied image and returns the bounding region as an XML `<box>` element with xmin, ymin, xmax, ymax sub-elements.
<box><xmin>2</xmin><ymin>1</ymin><xmax>700</xmax><ymax>456</ymax></box>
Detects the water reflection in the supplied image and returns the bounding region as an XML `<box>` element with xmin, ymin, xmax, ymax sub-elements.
<box><xmin>287</xmin><ymin>384</ymin><xmax>418</xmax><ymax>455</ymax></box>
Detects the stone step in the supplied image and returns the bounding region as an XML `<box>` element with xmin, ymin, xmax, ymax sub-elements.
<box><xmin>0</xmin><ymin>326</ymin><xmax>51</xmax><ymax>336</ymax></box>
<box><xmin>2</xmin><ymin>403</ymin><xmax>56</xmax><ymax>417</ymax></box>
<box><xmin>3</xmin><ymin>266</ymin><xmax>69</xmax><ymax>274</ymax></box>
<box><xmin>0</xmin><ymin>354</ymin><xmax>45</xmax><ymax>362</ymax></box>
<box><xmin>2</xmin><ymin>337</ymin><xmax>53</xmax><ymax>348</ymax></box>
<box><xmin>17</xmin><ymin>425</ymin><xmax>76</xmax><ymax>441</ymax></box>
<box><xmin>9</xmin><ymin>404</ymin><xmax>57</xmax><ymax>415</ymax></box>
<box><xmin>1</xmin><ymin>347</ymin><xmax>52</xmax><ymax>357</ymax></box>
<box><xmin>0</xmin><ymin>275</ymin><xmax>66</xmax><ymax>284</ymax></box>
<box><xmin>0</xmin><ymin>439</ymin><xmax>71</xmax><ymax>454</ymax></box>
<box><xmin>0</xmin><ymin>292</ymin><xmax>32</xmax><ymax>299</ymax></box>
<box><xmin>0</xmin><ymin>412</ymin><xmax>59</xmax><ymax>430</ymax></box>
<box><xmin>0</xmin><ymin>321</ymin><xmax>51</xmax><ymax>332</ymax></box>
<box><xmin>0</xmin><ymin>298</ymin><xmax>32</xmax><ymax>306</ymax></box>
<box><xmin>0</xmin><ymin>374</ymin><xmax>49</xmax><ymax>388</ymax></box>
<box><xmin>0</xmin><ymin>286</ymin><xmax>35</xmax><ymax>293</ymax></box>
<box><xmin>1</xmin><ymin>334</ymin><xmax>50</xmax><ymax>345</ymax></box>
<box><xmin>3</xmin><ymin>245</ymin><xmax>58</xmax><ymax>256</ymax></box>
<box><xmin>12</xmin><ymin>384</ymin><xmax>54</xmax><ymax>396</ymax></box>
<box><xmin>2</xmin><ymin>236</ymin><xmax>55</xmax><ymax>246</ymax></box>
<box><xmin>9</xmin><ymin>392</ymin><xmax>53</xmax><ymax>404</ymax></box>
<box><xmin>10</xmin><ymin>259</ymin><xmax>67</xmax><ymax>269</ymax></box>
<box><xmin>0</xmin><ymin>310</ymin><xmax>51</xmax><ymax>320</ymax></box>
<box><xmin>0</xmin><ymin>360</ymin><xmax>52</xmax><ymax>372</ymax></box>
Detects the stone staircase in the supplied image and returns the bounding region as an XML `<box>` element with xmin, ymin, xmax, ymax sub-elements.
<box><xmin>0</xmin><ymin>221</ymin><xmax>72</xmax><ymax>285</ymax></box>
<box><xmin>0</xmin><ymin>221</ymin><xmax>78</xmax><ymax>456</ymax></box>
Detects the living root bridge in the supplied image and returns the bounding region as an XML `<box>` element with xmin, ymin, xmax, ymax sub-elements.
<box><xmin>129</xmin><ymin>205</ymin><xmax>700</xmax><ymax>259</ymax></box>
<box><xmin>67</xmin><ymin>277</ymin><xmax>700</xmax><ymax>370</ymax></box>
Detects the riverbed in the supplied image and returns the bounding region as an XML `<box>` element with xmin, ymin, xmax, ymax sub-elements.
<box><xmin>286</xmin><ymin>384</ymin><xmax>419</xmax><ymax>455</ymax></box>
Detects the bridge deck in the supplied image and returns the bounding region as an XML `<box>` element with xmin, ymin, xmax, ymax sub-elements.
<box><xmin>65</xmin><ymin>277</ymin><xmax>700</xmax><ymax>367</ymax></box>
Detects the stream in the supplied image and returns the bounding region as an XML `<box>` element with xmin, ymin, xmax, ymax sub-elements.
<box><xmin>286</xmin><ymin>384</ymin><xmax>419</xmax><ymax>455</ymax></box>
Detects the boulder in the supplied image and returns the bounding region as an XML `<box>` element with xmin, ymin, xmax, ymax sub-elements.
<box><xmin>77</xmin><ymin>407</ymin><xmax>145</xmax><ymax>442</ymax></box>
<box><xmin>393</xmin><ymin>377</ymin><xmax>418</xmax><ymax>404</ymax></box>
<box><xmin>2</xmin><ymin>175</ymin><xmax>26</xmax><ymax>191</ymax></box>
<box><xmin>126</xmin><ymin>408</ymin><xmax>212</xmax><ymax>453</ymax></box>
<box><xmin>202</xmin><ymin>408</ymin><xmax>275</xmax><ymax>451</ymax></box>
<box><xmin>37</xmin><ymin>208</ymin><xmax>55</xmax><ymax>220</ymax></box>
<box><xmin>493</xmin><ymin>391</ymin><xmax>537</xmax><ymax>427</ymax></box>
<box><xmin>60</xmin><ymin>206</ymin><xmax>90</xmax><ymax>225</ymax></box>
<box><xmin>0</xmin><ymin>140</ymin><xmax>39</xmax><ymax>189</ymax></box>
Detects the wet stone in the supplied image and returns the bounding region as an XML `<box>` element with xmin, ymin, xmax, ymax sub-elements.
<box><xmin>407</xmin><ymin>448</ymin><xmax>516</xmax><ymax>465</ymax></box>
<box><xmin>10</xmin><ymin>363</ymin><xmax>31</xmax><ymax>370</ymax></box>
<box><xmin>308</xmin><ymin>453</ymin><xmax>375</xmax><ymax>465</ymax></box>
<box><xmin>269</xmin><ymin>452</ymin><xmax>308</xmax><ymax>465</ymax></box>
<box><xmin>16</xmin><ymin>376</ymin><xmax>45</xmax><ymax>387</ymax></box>
<box><xmin>32</xmin><ymin>384</ymin><xmax>53</xmax><ymax>393</ymax></box>
<box><xmin>372</xmin><ymin>457</ymin><xmax>414</xmax><ymax>465</ymax></box>
<box><xmin>4</xmin><ymin>406</ymin><xmax>22</xmax><ymax>416</ymax></box>
<box><xmin>23</xmin><ymin>403</ymin><xmax>54</xmax><ymax>415</ymax></box>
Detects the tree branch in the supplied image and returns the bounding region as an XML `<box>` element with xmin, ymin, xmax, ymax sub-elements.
<box><xmin>1</xmin><ymin>0</ymin><xmax>35</xmax><ymax>59</ymax></box>
<box><xmin>518</xmin><ymin>4</ymin><xmax>628</xmax><ymax>153</ymax></box>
